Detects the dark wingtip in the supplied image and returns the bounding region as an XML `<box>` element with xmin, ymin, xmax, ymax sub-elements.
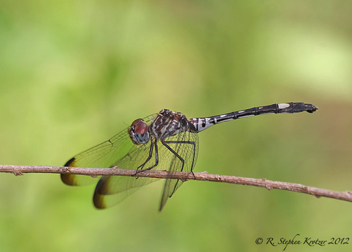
<box><xmin>61</xmin><ymin>174</ymin><xmax>75</xmax><ymax>185</ymax></box>
<box><xmin>64</xmin><ymin>157</ymin><xmax>76</xmax><ymax>167</ymax></box>
<box><xmin>93</xmin><ymin>179</ymin><xmax>107</xmax><ymax>209</ymax></box>
<box><xmin>93</xmin><ymin>193</ymin><xmax>107</xmax><ymax>209</ymax></box>
<box><xmin>61</xmin><ymin>157</ymin><xmax>77</xmax><ymax>185</ymax></box>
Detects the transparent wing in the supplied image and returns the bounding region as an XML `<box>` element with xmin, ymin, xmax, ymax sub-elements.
<box><xmin>93</xmin><ymin>142</ymin><xmax>161</xmax><ymax>208</ymax></box>
<box><xmin>93</xmin><ymin>130</ymin><xmax>199</xmax><ymax>209</ymax></box>
<box><xmin>61</xmin><ymin>114</ymin><xmax>157</xmax><ymax>186</ymax></box>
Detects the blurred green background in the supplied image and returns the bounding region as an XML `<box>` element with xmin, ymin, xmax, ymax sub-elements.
<box><xmin>0</xmin><ymin>0</ymin><xmax>351</xmax><ymax>251</ymax></box>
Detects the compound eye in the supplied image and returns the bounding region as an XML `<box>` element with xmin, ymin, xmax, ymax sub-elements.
<box><xmin>134</xmin><ymin>122</ymin><xmax>147</xmax><ymax>134</ymax></box>
<box><xmin>131</xmin><ymin>118</ymin><xmax>144</xmax><ymax>127</ymax></box>
<box><xmin>130</xmin><ymin>118</ymin><xmax>148</xmax><ymax>134</ymax></box>
<box><xmin>128</xmin><ymin>118</ymin><xmax>150</xmax><ymax>145</ymax></box>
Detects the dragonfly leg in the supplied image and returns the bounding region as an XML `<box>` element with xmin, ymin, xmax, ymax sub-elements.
<box><xmin>161</xmin><ymin>140</ymin><xmax>187</xmax><ymax>195</ymax></box>
<box><xmin>162</xmin><ymin>140</ymin><xmax>197</xmax><ymax>196</ymax></box>
<box><xmin>135</xmin><ymin>139</ymin><xmax>160</xmax><ymax>174</ymax></box>
<box><xmin>164</xmin><ymin>140</ymin><xmax>197</xmax><ymax>177</ymax></box>
<box><xmin>133</xmin><ymin>140</ymin><xmax>154</xmax><ymax>176</ymax></box>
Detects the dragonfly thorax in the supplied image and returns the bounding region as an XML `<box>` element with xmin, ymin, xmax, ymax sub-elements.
<box><xmin>150</xmin><ymin>109</ymin><xmax>192</xmax><ymax>139</ymax></box>
<box><xmin>128</xmin><ymin>118</ymin><xmax>150</xmax><ymax>145</ymax></box>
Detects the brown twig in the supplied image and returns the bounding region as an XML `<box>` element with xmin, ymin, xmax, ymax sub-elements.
<box><xmin>0</xmin><ymin>164</ymin><xmax>351</xmax><ymax>203</ymax></box>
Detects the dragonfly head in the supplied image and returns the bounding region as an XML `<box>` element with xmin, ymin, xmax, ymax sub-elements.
<box><xmin>128</xmin><ymin>118</ymin><xmax>150</xmax><ymax>145</ymax></box>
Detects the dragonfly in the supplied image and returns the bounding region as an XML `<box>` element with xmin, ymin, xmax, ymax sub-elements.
<box><xmin>61</xmin><ymin>102</ymin><xmax>317</xmax><ymax>211</ymax></box>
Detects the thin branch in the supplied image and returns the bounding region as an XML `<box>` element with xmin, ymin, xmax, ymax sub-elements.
<box><xmin>1</xmin><ymin>165</ymin><xmax>351</xmax><ymax>203</ymax></box>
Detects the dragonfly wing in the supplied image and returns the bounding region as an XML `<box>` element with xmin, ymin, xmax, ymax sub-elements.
<box><xmin>93</xmin><ymin>142</ymin><xmax>160</xmax><ymax>208</ymax></box>
<box><xmin>61</xmin><ymin>129</ymin><xmax>133</xmax><ymax>186</ymax></box>
<box><xmin>159</xmin><ymin>131</ymin><xmax>199</xmax><ymax>211</ymax></box>
<box><xmin>94</xmin><ymin>176</ymin><xmax>160</xmax><ymax>208</ymax></box>
<box><xmin>61</xmin><ymin>113</ymin><xmax>158</xmax><ymax>186</ymax></box>
<box><xmin>92</xmin><ymin>130</ymin><xmax>198</xmax><ymax>209</ymax></box>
